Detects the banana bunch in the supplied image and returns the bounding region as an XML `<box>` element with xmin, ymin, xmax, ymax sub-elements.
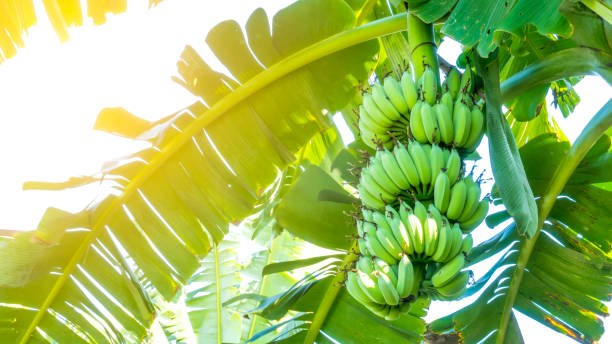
<box><xmin>358</xmin><ymin>72</ymin><xmax>418</xmax><ymax>150</ymax></box>
<box><xmin>409</xmin><ymin>67</ymin><xmax>485</xmax><ymax>152</ymax></box>
<box><xmin>434</xmin><ymin>175</ymin><xmax>489</xmax><ymax>233</ymax></box>
<box><xmin>358</xmin><ymin>141</ymin><xmax>462</xmax><ymax>209</ymax></box>
<box><xmin>345</xmin><ymin>254</ymin><xmax>423</xmax><ymax>320</ymax></box>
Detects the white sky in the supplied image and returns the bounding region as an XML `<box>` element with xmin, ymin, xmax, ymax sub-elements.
<box><xmin>0</xmin><ymin>1</ymin><xmax>610</xmax><ymax>343</ymax></box>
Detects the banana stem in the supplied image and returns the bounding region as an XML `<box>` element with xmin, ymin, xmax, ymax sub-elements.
<box><xmin>303</xmin><ymin>240</ymin><xmax>359</xmax><ymax>344</ymax></box>
<box><xmin>495</xmin><ymin>99</ymin><xmax>612</xmax><ymax>343</ymax></box>
<box><xmin>406</xmin><ymin>14</ymin><xmax>439</xmax><ymax>86</ymax></box>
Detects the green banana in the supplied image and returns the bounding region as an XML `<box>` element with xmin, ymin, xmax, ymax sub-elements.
<box><xmin>435</xmin><ymin>103</ymin><xmax>454</xmax><ymax>145</ymax></box>
<box><xmin>346</xmin><ymin>270</ymin><xmax>376</xmax><ymax>305</ymax></box>
<box><xmin>373</xmin><ymin>211</ymin><xmax>404</xmax><ymax>259</ymax></box>
<box><xmin>359</xmin><ymin>105</ymin><xmax>388</xmax><ymax>134</ymax></box>
<box><xmin>377</xmin><ymin>270</ymin><xmax>400</xmax><ymax>305</ymax></box>
<box><xmin>447</xmin><ymin>223</ymin><xmax>464</xmax><ymax>261</ymax></box>
<box><xmin>380</xmin><ymin>148</ymin><xmax>410</xmax><ymax>190</ymax></box>
<box><xmin>434</xmin><ymin>171</ymin><xmax>451</xmax><ymax>213</ymax></box>
<box><xmin>459</xmin><ymin>199</ymin><xmax>489</xmax><ymax>233</ymax></box>
<box><xmin>447</xmin><ymin>179</ymin><xmax>467</xmax><ymax>220</ymax></box>
<box><xmin>375</xmin><ymin>257</ymin><xmax>399</xmax><ymax>286</ymax></box>
<box><xmin>372</xmin><ymin>83</ymin><xmax>401</xmax><ymax>121</ymax></box>
<box><xmin>440</xmin><ymin>91</ymin><xmax>454</xmax><ymax>115</ymax></box>
<box><xmin>385</xmin><ymin>305</ymin><xmax>400</xmax><ymax>321</ymax></box>
<box><xmin>364</xmin><ymin>302</ymin><xmax>390</xmax><ymax>317</ymax></box>
<box><xmin>401</xmin><ymin>71</ymin><xmax>418</xmax><ymax>110</ymax></box>
<box><xmin>424</xmin><ymin>215</ymin><xmax>439</xmax><ymax>257</ymax></box>
<box><xmin>363</xmin><ymin>93</ymin><xmax>393</xmax><ymax>126</ymax></box>
<box><xmin>362</xmin><ymin>208</ymin><xmax>374</xmax><ymax>222</ymax></box>
<box><xmin>360</xmin><ymin>170</ymin><xmax>394</xmax><ymax>204</ymax></box>
<box><xmin>420</xmin><ymin>102</ymin><xmax>439</xmax><ymax>144</ymax></box>
<box><xmin>357</xmin><ymin>255</ymin><xmax>375</xmax><ymax>275</ymax></box>
<box><xmin>408</xmin><ymin>141</ymin><xmax>431</xmax><ymax>186</ymax></box>
<box><xmin>432</xmin><ymin>252</ymin><xmax>465</xmax><ymax>287</ymax></box>
<box><xmin>363</xmin><ymin>221</ymin><xmax>397</xmax><ymax>265</ymax></box>
<box><xmin>422</xmin><ymin>66</ymin><xmax>437</xmax><ymax>105</ymax></box>
<box><xmin>358</xmin><ymin>237</ymin><xmax>370</xmax><ymax>256</ymax></box>
<box><xmin>409</xmin><ymin>101</ymin><xmax>428</xmax><ymax>143</ymax></box>
<box><xmin>445</xmin><ymin>149</ymin><xmax>462</xmax><ymax>184</ymax></box>
<box><xmin>461</xmin><ymin>234</ymin><xmax>473</xmax><ymax>255</ymax></box>
<box><xmin>393</xmin><ymin>142</ymin><xmax>421</xmax><ymax>188</ymax></box>
<box><xmin>406</xmin><ymin>212</ymin><xmax>425</xmax><ymax>255</ymax></box>
<box><xmin>453</xmin><ymin>102</ymin><xmax>472</xmax><ymax>147</ymax></box>
<box><xmin>414</xmin><ymin>201</ymin><xmax>428</xmax><ymax>223</ymax></box>
<box><xmin>429</xmin><ymin>144</ymin><xmax>445</xmax><ymax>190</ymax></box>
<box><xmin>436</xmin><ymin>270</ymin><xmax>469</xmax><ymax>298</ymax></box>
<box><xmin>386</xmin><ymin>206</ymin><xmax>412</xmax><ymax>255</ymax></box>
<box><xmin>431</xmin><ymin>220</ymin><xmax>451</xmax><ymax>262</ymax></box>
<box><xmin>359</xmin><ymin>184</ymin><xmax>386</xmax><ymax>209</ymax></box>
<box><xmin>396</xmin><ymin>255</ymin><xmax>415</xmax><ymax>298</ymax></box>
<box><xmin>369</xmin><ymin>156</ymin><xmax>401</xmax><ymax>194</ymax></box>
<box><xmin>384</xmin><ymin>76</ymin><xmax>409</xmax><ymax>114</ymax></box>
<box><xmin>447</xmin><ymin>68</ymin><xmax>461</xmax><ymax>99</ymax></box>
<box><xmin>460</xmin><ymin>64</ymin><xmax>474</xmax><ymax>94</ymax></box>
<box><xmin>457</xmin><ymin>178</ymin><xmax>481</xmax><ymax>222</ymax></box>
<box><xmin>463</xmin><ymin>106</ymin><xmax>485</xmax><ymax>151</ymax></box>
<box><xmin>356</xmin><ymin>270</ymin><xmax>386</xmax><ymax>304</ymax></box>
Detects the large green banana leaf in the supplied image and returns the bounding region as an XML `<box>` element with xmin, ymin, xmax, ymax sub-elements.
<box><xmin>0</xmin><ymin>0</ymin><xmax>385</xmax><ymax>342</ymax></box>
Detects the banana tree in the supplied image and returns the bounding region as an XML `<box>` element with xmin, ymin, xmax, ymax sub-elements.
<box><xmin>2</xmin><ymin>0</ymin><xmax>612</xmax><ymax>343</ymax></box>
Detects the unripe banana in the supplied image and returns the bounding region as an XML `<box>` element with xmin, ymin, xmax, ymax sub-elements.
<box><xmin>400</xmin><ymin>71</ymin><xmax>418</xmax><ymax>110</ymax></box>
<box><xmin>377</xmin><ymin>270</ymin><xmax>400</xmax><ymax>305</ymax></box>
<box><xmin>413</xmin><ymin>201</ymin><xmax>428</xmax><ymax>223</ymax></box>
<box><xmin>360</xmin><ymin>170</ymin><xmax>394</xmax><ymax>204</ymax></box>
<box><xmin>454</xmin><ymin>93</ymin><xmax>472</xmax><ymax>113</ymax></box>
<box><xmin>363</xmin><ymin>221</ymin><xmax>397</xmax><ymax>265</ymax></box>
<box><xmin>453</xmin><ymin>102</ymin><xmax>472</xmax><ymax>147</ymax></box>
<box><xmin>424</xmin><ymin>215</ymin><xmax>439</xmax><ymax>257</ymax></box>
<box><xmin>374</xmin><ymin>257</ymin><xmax>398</xmax><ymax>286</ymax></box>
<box><xmin>447</xmin><ymin>68</ymin><xmax>461</xmax><ymax>99</ymax></box>
<box><xmin>447</xmin><ymin>223</ymin><xmax>464</xmax><ymax>260</ymax></box>
<box><xmin>380</xmin><ymin>148</ymin><xmax>410</xmax><ymax>190</ymax></box>
<box><xmin>463</xmin><ymin>106</ymin><xmax>485</xmax><ymax>151</ymax></box>
<box><xmin>384</xmin><ymin>76</ymin><xmax>409</xmax><ymax>114</ymax></box>
<box><xmin>436</xmin><ymin>270</ymin><xmax>469</xmax><ymax>298</ymax></box>
<box><xmin>358</xmin><ymin>237</ymin><xmax>369</xmax><ymax>255</ymax></box>
<box><xmin>406</xmin><ymin>212</ymin><xmax>425</xmax><ymax>255</ymax></box>
<box><xmin>393</xmin><ymin>143</ymin><xmax>421</xmax><ymax>188</ymax></box>
<box><xmin>447</xmin><ymin>179</ymin><xmax>467</xmax><ymax>220</ymax></box>
<box><xmin>420</xmin><ymin>102</ymin><xmax>439</xmax><ymax>144</ymax></box>
<box><xmin>460</xmin><ymin>64</ymin><xmax>474</xmax><ymax>94</ymax></box>
<box><xmin>445</xmin><ymin>149</ymin><xmax>462</xmax><ymax>184</ymax></box>
<box><xmin>359</xmin><ymin>105</ymin><xmax>388</xmax><ymax>134</ymax></box>
<box><xmin>459</xmin><ymin>199</ymin><xmax>489</xmax><ymax>233</ymax></box>
<box><xmin>396</xmin><ymin>255</ymin><xmax>415</xmax><ymax>298</ymax></box>
<box><xmin>373</xmin><ymin>211</ymin><xmax>404</xmax><ymax>259</ymax></box>
<box><xmin>385</xmin><ymin>305</ymin><xmax>401</xmax><ymax>321</ymax></box>
<box><xmin>434</xmin><ymin>172</ymin><xmax>451</xmax><ymax>213</ymax></box>
<box><xmin>409</xmin><ymin>101</ymin><xmax>428</xmax><ymax>143</ymax></box>
<box><xmin>408</xmin><ymin>141</ymin><xmax>431</xmax><ymax>186</ymax></box>
<box><xmin>364</xmin><ymin>302</ymin><xmax>390</xmax><ymax>317</ymax></box>
<box><xmin>346</xmin><ymin>271</ymin><xmax>376</xmax><ymax>305</ymax></box>
<box><xmin>435</xmin><ymin>103</ymin><xmax>454</xmax><ymax>145</ymax></box>
<box><xmin>359</xmin><ymin>184</ymin><xmax>386</xmax><ymax>209</ymax></box>
<box><xmin>385</xmin><ymin>206</ymin><xmax>411</xmax><ymax>255</ymax></box>
<box><xmin>457</xmin><ymin>178</ymin><xmax>482</xmax><ymax>222</ymax></box>
<box><xmin>358</xmin><ymin>117</ymin><xmax>377</xmax><ymax>149</ymax></box>
<box><xmin>357</xmin><ymin>255</ymin><xmax>375</xmax><ymax>275</ymax></box>
<box><xmin>431</xmin><ymin>220</ymin><xmax>451</xmax><ymax>262</ymax></box>
<box><xmin>372</xmin><ymin>83</ymin><xmax>401</xmax><ymax>121</ymax></box>
<box><xmin>429</xmin><ymin>144</ymin><xmax>445</xmax><ymax>187</ymax></box>
<box><xmin>432</xmin><ymin>252</ymin><xmax>465</xmax><ymax>288</ymax></box>
<box><xmin>441</xmin><ymin>91</ymin><xmax>454</xmax><ymax>115</ymax></box>
<box><xmin>461</xmin><ymin>234</ymin><xmax>473</xmax><ymax>255</ymax></box>
<box><xmin>363</xmin><ymin>93</ymin><xmax>393</xmax><ymax>126</ymax></box>
<box><xmin>422</xmin><ymin>66</ymin><xmax>437</xmax><ymax>105</ymax></box>
<box><xmin>356</xmin><ymin>270</ymin><xmax>386</xmax><ymax>304</ymax></box>
<box><xmin>362</xmin><ymin>208</ymin><xmax>374</xmax><ymax>222</ymax></box>
<box><xmin>369</xmin><ymin>156</ymin><xmax>401</xmax><ymax>194</ymax></box>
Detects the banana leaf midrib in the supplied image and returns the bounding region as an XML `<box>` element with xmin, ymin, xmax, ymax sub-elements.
<box><xmin>17</xmin><ymin>13</ymin><xmax>408</xmax><ymax>343</ymax></box>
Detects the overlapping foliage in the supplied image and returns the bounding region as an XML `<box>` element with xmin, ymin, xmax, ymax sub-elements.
<box><xmin>1</xmin><ymin>0</ymin><xmax>612</xmax><ymax>343</ymax></box>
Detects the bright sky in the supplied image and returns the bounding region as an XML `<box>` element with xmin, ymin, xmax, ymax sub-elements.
<box><xmin>0</xmin><ymin>1</ymin><xmax>610</xmax><ymax>343</ymax></box>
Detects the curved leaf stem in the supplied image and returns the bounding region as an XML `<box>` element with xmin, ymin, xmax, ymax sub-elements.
<box><xmin>496</xmin><ymin>98</ymin><xmax>612</xmax><ymax>343</ymax></box>
<box><xmin>581</xmin><ymin>0</ymin><xmax>612</xmax><ymax>25</ymax></box>
<box><xmin>500</xmin><ymin>47</ymin><xmax>612</xmax><ymax>103</ymax></box>
<box><xmin>407</xmin><ymin>13</ymin><xmax>439</xmax><ymax>85</ymax></box>
<box><xmin>303</xmin><ymin>241</ymin><xmax>358</xmax><ymax>344</ymax></box>
<box><xmin>18</xmin><ymin>14</ymin><xmax>408</xmax><ymax>344</ymax></box>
